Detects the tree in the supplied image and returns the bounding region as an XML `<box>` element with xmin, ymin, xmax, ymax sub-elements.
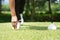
<box><xmin>30</xmin><ymin>0</ymin><xmax>35</xmax><ymax>21</ymax></box>
<box><xmin>25</xmin><ymin>0</ymin><xmax>30</xmax><ymax>16</ymax></box>
<box><xmin>48</xmin><ymin>0</ymin><xmax>53</xmax><ymax>23</ymax></box>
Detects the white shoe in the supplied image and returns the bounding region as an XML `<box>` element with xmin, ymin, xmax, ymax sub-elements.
<box><xmin>19</xmin><ymin>18</ymin><xmax>24</xmax><ymax>25</ymax></box>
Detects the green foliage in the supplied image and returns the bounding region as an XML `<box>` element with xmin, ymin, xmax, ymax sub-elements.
<box><xmin>23</xmin><ymin>12</ymin><xmax>60</xmax><ymax>22</ymax></box>
<box><xmin>0</xmin><ymin>11</ymin><xmax>11</xmax><ymax>22</ymax></box>
<box><xmin>2</xmin><ymin>4</ymin><xmax>10</xmax><ymax>11</ymax></box>
<box><xmin>1</xmin><ymin>0</ymin><xmax>60</xmax><ymax>22</ymax></box>
<box><xmin>0</xmin><ymin>11</ymin><xmax>60</xmax><ymax>22</ymax></box>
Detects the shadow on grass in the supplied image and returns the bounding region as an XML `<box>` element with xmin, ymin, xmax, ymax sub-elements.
<box><xmin>29</xmin><ymin>26</ymin><xmax>48</xmax><ymax>30</ymax></box>
<box><xmin>21</xmin><ymin>25</ymin><xmax>48</xmax><ymax>30</ymax></box>
<box><xmin>21</xmin><ymin>25</ymin><xmax>60</xmax><ymax>30</ymax></box>
<box><xmin>57</xmin><ymin>27</ymin><xmax>60</xmax><ymax>30</ymax></box>
<box><xmin>0</xmin><ymin>13</ymin><xmax>11</xmax><ymax>23</ymax></box>
<box><xmin>21</xmin><ymin>24</ymin><xmax>60</xmax><ymax>30</ymax></box>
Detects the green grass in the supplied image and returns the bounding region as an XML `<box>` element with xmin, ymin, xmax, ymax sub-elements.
<box><xmin>0</xmin><ymin>22</ymin><xmax>60</xmax><ymax>40</ymax></box>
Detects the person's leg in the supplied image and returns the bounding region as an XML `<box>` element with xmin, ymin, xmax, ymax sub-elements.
<box><xmin>15</xmin><ymin>0</ymin><xmax>25</xmax><ymax>20</ymax></box>
<box><xmin>19</xmin><ymin>14</ymin><xmax>24</xmax><ymax>25</ymax></box>
<box><xmin>15</xmin><ymin>0</ymin><xmax>25</xmax><ymax>29</ymax></box>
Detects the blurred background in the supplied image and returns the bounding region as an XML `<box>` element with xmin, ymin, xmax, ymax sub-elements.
<box><xmin>0</xmin><ymin>0</ymin><xmax>60</xmax><ymax>22</ymax></box>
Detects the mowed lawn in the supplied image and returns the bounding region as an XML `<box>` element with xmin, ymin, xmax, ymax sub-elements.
<box><xmin>0</xmin><ymin>22</ymin><xmax>60</xmax><ymax>40</ymax></box>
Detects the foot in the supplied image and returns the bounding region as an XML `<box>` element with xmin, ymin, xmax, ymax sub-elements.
<box><xmin>16</xmin><ymin>18</ymin><xmax>24</xmax><ymax>29</ymax></box>
<box><xmin>19</xmin><ymin>18</ymin><xmax>24</xmax><ymax>25</ymax></box>
<box><xmin>19</xmin><ymin>14</ymin><xmax>24</xmax><ymax>25</ymax></box>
